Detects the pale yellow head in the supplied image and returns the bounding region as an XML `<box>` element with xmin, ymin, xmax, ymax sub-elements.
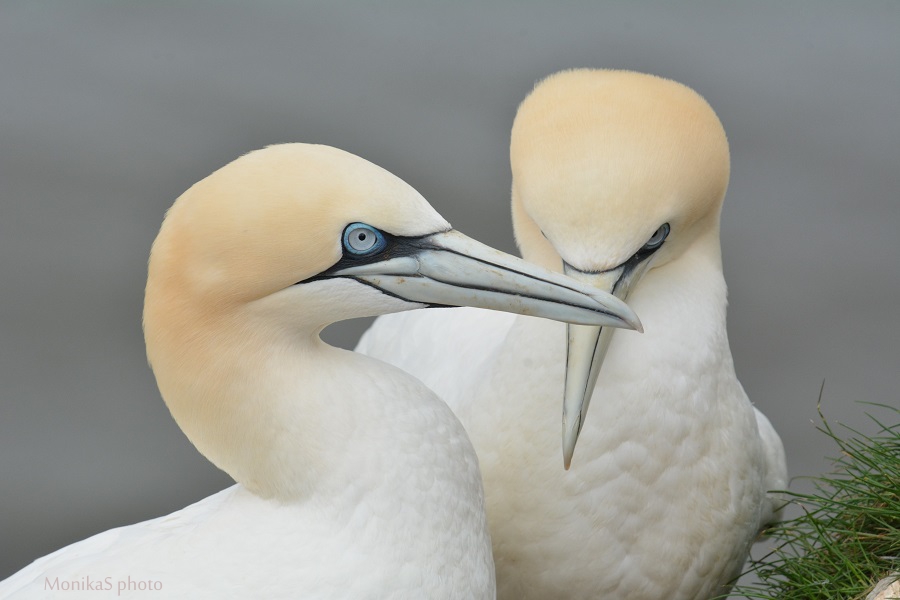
<box><xmin>146</xmin><ymin>143</ymin><xmax>447</xmax><ymax>324</ymax></box>
<box><xmin>510</xmin><ymin>68</ymin><xmax>731</xmax><ymax>272</ymax></box>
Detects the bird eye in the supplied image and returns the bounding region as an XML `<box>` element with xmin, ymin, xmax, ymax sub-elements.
<box><xmin>343</xmin><ymin>223</ymin><xmax>386</xmax><ymax>255</ymax></box>
<box><xmin>643</xmin><ymin>223</ymin><xmax>670</xmax><ymax>251</ymax></box>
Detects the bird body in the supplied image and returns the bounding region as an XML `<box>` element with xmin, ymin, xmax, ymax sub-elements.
<box><xmin>358</xmin><ymin>70</ymin><xmax>787</xmax><ymax>599</ymax></box>
<box><xmin>1</xmin><ymin>143</ymin><xmax>638</xmax><ymax>599</ymax></box>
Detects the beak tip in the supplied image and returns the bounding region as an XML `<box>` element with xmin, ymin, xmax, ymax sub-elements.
<box><xmin>633</xmin><ymin>317</ymin><xmax>644</xmax><ymax>334</ymax></box>
<box><xmin>562</xmin><ymin>425</ymin><xmax>578</xmax><ymax>471</ymax></box>
<box><xmin>621</xmin><ymin>308</ymin><xmax>643</xmax><ymax>333</ymax></box>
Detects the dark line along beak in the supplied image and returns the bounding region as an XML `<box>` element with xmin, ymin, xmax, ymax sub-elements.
<box><xmin>561</xmin><ymin>259</ymin><xmax>650</xmax><ymax>469</ymax></box>
<box><xmin>326</xmin><ymin>229</ymin><xmax>642</xmax><ymax>329</ymax></box>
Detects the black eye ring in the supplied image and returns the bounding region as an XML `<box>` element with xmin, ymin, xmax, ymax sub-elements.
<box><xmin>643</xmin><ymin>223</ymin><xmax>670</xmax><ymax>251</ymax></box>
<box><xmin>342</xmin><ymin>223</ymin><xmax>387</xmax><ymax>256</ymax></box>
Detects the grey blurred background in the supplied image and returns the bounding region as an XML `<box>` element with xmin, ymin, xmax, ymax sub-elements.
<box><xmin>1</xmin><ymin>1</ymin><xmax>898</xmax><ymax>585</ymax></box>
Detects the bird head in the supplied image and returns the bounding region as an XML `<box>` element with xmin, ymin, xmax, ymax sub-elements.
<box><xmin>509</xmin><ymin>69</ymin><xmax>731</xmax><ymax>467</ymax></box>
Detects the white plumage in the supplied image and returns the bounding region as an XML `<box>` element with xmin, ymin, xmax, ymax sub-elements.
<box><xmin>358</xmin><ymin>70</ymin><xmax>788</xmax><ymax>599</ymax></box>
<box><xmin>0</xmin><ymin>143</ymin><xmax>638</xmax><ymax>599</ymax></box>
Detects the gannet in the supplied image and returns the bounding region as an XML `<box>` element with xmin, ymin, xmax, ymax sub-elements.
<box><xmin>0</xmin><ymin>143</ymin><xmax>641</xmax><ymax>599</ymax></box>
<box><xmin>357</xmin><ymin>70</ymin><xmax>788</xmax><ymax>599</ymax></box>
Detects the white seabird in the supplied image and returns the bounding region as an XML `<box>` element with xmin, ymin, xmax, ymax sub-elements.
<box><xmin>357</xmin><ymin>70</ymin><xmax>788</xmax><ymax>599</ymax></box>
<box><xmin>0</xmin><ymin>143</ymin><xmax>640</xmax><ymax>599</ymax></box>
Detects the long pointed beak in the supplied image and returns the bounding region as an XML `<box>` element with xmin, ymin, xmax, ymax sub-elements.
<box><xmin>561</xmin><ymin>261</ymin><xmax>649</xmax><ymax>469</ymax></box>
<box><xmin>329</xmin><ymin>229</ymin><xmax>641</xmax><ymax>329</ymax></box>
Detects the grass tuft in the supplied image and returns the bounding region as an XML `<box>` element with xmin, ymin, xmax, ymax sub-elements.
<box><xmin>729</xmin><ymin>403</ymin><xmax>900</xmax><ymax>600</ymax></box>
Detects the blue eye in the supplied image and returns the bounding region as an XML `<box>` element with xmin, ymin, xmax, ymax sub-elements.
<box><xmin>343</xmin><ymin>223</ymin><xmax>386</xmax><ymax>255</ymax></box>
<box><xmin>643</xmin><ymin>223</ymin><xmax>670</xmax><ymax>251</ymax></box>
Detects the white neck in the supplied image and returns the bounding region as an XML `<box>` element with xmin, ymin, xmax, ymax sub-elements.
<box><xmin>149</xmin><ymin>300</ymin><xmax>482</xmax><ymax>501</ymax></box>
